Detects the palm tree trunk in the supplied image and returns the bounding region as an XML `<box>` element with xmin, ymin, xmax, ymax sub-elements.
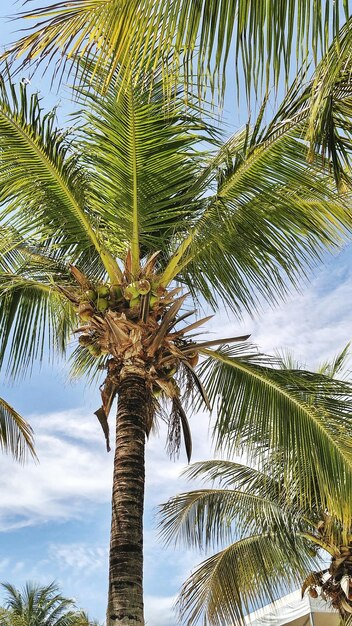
<box><xmin>107</xmin><ymin>366</ymin><xmax>148</xmax><ymax>626</ymax></box>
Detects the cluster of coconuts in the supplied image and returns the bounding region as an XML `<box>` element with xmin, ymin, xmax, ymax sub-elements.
<box><xmin>76</xmin><ymin>279</ymin><xmax>160</xmax><ymax>323</ymax></box>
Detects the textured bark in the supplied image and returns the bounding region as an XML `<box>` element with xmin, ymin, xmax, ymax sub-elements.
<box><xmin>107</xmin><ymin>366</ymin><xmax>148</xmax><ymax>626</ymax></box>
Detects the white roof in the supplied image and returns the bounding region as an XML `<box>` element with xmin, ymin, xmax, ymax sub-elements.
<box><xmin>245</xmin><ymin>590</ymin><xmax>339</xmax><ymax>626</ymax></box>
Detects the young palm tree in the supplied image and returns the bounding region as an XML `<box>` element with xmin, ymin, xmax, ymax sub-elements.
<box><xmin>1</xmin><ymin>71</ymin><xmax>352</xmax><ymax>625</ymax></box>
<box><xmin>2</xmin><ymin>0</ymin><xmax>350</xmax><ymax>100</ymax></box>
<box><xmin>0</xmin><ymin>581</ymin><xmax>93</xmax><ymax>626</ymax></box>
<box><xmin>0</xmin><ymin>395</ymin><xmax>35</xmax><ymax>461</ymax></box>
<box><xmin>159</xmin><ymin>347</ymin><xmax>352</xmax><ymax>625</ymax></box>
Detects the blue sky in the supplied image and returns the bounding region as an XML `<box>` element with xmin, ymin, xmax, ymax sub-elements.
<box><xmin>0</xmin><ymin>3</ymin><xmax>352</xmax><ymax>625</ymax></box>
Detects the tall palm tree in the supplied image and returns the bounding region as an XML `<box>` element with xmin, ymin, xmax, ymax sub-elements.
<box><xmin>159</xmin><ymin>347</ymin><xmax>352</xmax><ymax>625</ymax></box>
<box><xmin>1</xmin><ymin>70</ymin><xmax>352</xmax><ymax>625</ymax></box>
<box><xmin>0</xmin><ymin>395</ymin><xmax>35</xmax><ymax>461</ymax></box>
<box><xmin>2</xmin><ymin>0</ymin><xmax>350</xmax><ymax>100</ymax></box>
<box><xmin>0</xmin><ymin>581</ymin><xmax>93</xmax><ymax>626</ymax></box>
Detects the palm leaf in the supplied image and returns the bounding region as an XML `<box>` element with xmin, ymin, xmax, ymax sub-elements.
<box><xmin>77</xmin><ymin>73</ymin><xmax>213</xmax><ymax>269</ymax></box>
<box><xmin>0</xmin><ymin>396</ymin><xmax>36</xmax><ymax>461</ymax></box>
<box><xmin>198</xmin><ymin>344</ymin><xmax>352</xmax><ymax>523</ymax></box>
<box><xmin>2</xmin><ymin>0</ymin><xmax>348</xmax><ymax>101</ymax></box>
<box><xmin>176</xmin><ymin>534</ymin><xmax>312</xmax><ymax>626</ymax></box>
<box><xmin>0</xmin><ymin>78</ymin><xmax>120</xmax><ymax>281</ymax></box>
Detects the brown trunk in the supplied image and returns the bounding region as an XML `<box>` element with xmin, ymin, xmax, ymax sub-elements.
<box><xmin>107</xmin><ymin>366</ymin><xmax>148</xmax><ymax>626</ymax></box>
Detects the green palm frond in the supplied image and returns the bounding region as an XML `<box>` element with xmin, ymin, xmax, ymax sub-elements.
<box><xmin>161</xmin><ymin>109</ymin><xmax>352</xmax><ymax>313</ymax></box>
<box><xmin>176</xmin><ymin>534</ymin><xmax>312</xmax><ymax>626</ymax></box>
<box><xmin>197</xmin><ymin>344</ymin><xmax>352</xmax><ymax>523</ymax></box>
<box><xmin>1</xmin><ymin>581</ymin><xmax>87</xmax><ymax>626</ymax></box>
<box><xmin>0</xmin><ymin>397</ymin><xmax>35</xmax><ymax>461</ymax></box>
<box><xmin>0</xmin><ymin>78</ymin><xmax>119</xmax><ymax>281</ymax></box>
<box><xmin>159</xmin><ymin>457</ymin><xmax>352</xmax><ymax>626</ymax></box>
<box><xmin>77</xmin><ymin>74</ymin><xmax>213</xmax><ymax>271</ymax></box>
<box><xmin>0</xmin><ymin>233</ymin><xmax>78</xmax><ymax>376</ymax></box>
<box><xmin>2</xmin><ymin>0</ymin><xmax>349</xmax><ymax>100</ymax></box>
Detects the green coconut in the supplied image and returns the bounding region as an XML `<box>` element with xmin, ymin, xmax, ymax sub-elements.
<box><xmin>136</xmin><ymin>279</ymin><xmax>151</xmax><ymax>295</ymax></box>
<box><xmin>129</xmin><ymin>296</ymin><xmax>140</xmax><ymax>309</ymax></box>
<box><xmin>85</xmin><ymin>289</ymin><xmax>97</xmax><ymax>301</ymax></box>
<box><xmin>110</xmin><ymin>284</ymin><xmax>123</xmax><ymax>300</ymax></box>
<box><xmin>78</xmin><ymin>334</ymin><xmax>93</xmax><ymax>346</ymax></box>
<box><xmin>149</xmin><ymin>295</ymin><xmax>158</xmax><ymax>308</ymax></box>
<box><xmin>124</xmin><ymin>283</ymin><xmax>139</xmax><ymax>300</ymax></box>
<box><xmin>97</xmin><ymin>297</ymin><xmax>109</xmax><ymax>311</ymax></box>
<box><xmin>97</xmin><ymin>284</ymin><xmax>110</xmax><ymax>297</ymax></box>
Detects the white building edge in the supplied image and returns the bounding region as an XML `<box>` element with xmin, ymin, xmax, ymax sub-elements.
<box><xmin>245</xmin><ymin>590</ymin><xmax>339</xmax><ymax>626</ymax></box>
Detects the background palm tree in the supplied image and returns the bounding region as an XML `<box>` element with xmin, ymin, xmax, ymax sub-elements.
<box><xmin>160</xmin><ymin>457</ymin><xmax>352</xmax><ymax>626</ymax></box>
<box><xmin>1</xmin><ymin>67</ymin><xmax>352</xmax><ymax>625</ymax></box>
<box><xmin>0</xmin><ymin>581</ymin><xmax>94</xmax><ymax>626</ymax></box>
<box><xmin>159</xmin><ymin>347</ymin><xmax>352</xmax><ymax>625</ymax></box>
<box><xmin>0</xmin><ymin>396</ymin><xmax>35</xmax><ymax>461</ymax></box>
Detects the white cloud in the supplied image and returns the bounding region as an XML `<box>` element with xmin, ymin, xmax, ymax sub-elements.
<box><xmin>144</xmin><ymin>594</ymin><xmax>177</xmax><ymax>626</ymax></box>
<box><xmin>50</xmin><ymin>543</ymin><xmax>108</xmax><ymax>574</ymax></box>
<box><xmin>206</xmin><ymin>249</ymin><xmax>352</xmax><ymax>369</ymax></box>
<box><xmin>0</xmin><ymin>411</ymin><xmax>113</xmax><ymax>530</ymax></box>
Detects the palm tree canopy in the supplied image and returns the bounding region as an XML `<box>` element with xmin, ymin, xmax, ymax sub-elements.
<box><xmin>2</xmin><ymin>0</ymin><xmax>350</xmax><ymax>100</ymax></box>
<box><xmin>159</xmin><ymin>458</ymin><xmax>352</xmax><ymax>626</ymax></box>
<box><xmin>0</xmin><ymin>582</ymin><xmax>90</xmax><ymax>626</ymax></box>
<box><xmin>0</xmin><ymin>70</ymin><xmax>352</xmax><ymax>518</ymax></box>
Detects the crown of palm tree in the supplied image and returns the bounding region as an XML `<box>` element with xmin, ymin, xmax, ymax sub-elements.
<box><xmin>0</xmin><ymin>581</ymin><xmax>91</xmax><ymax>626</ymax></box>
<box><xmin>159</xmin><ymin>457</ymin><xmax>352</xmax><ymax>626</ymax></box>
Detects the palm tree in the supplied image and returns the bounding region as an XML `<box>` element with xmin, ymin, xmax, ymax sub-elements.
<box><xmin>0</xmin><ymin>395</ymin><xmax>35</xmax><ymax>461</ymax></box>
<box><xmin>159</xmin><ymin>458</ymin><xmax>352</xmax><ymax>626</ymax></box>
<box><xmin>159</xmin><ymin>347</ymin><xmax>352</xmax><ymax>625</ymax></box>
<box><xmin>2</xmin><ymin>0</ymin><xmax>350</xmax><ymax>101</ymax></box>
<box><xmin>0</xmin><ymin>581</ymin><xmax>93</xmax><ymax>626</ymax></box>
<box><xmin>1</xmin><ymin>68</ymin><xmax>352</xmax><ymax>625</ymax></box>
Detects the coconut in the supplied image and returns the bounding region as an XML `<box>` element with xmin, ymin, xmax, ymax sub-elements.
<box><xmin>149</xmin><ymin>295</ymin><xmax>158</xmax><ymax>308</ymax></box>
<box><xmin>78</xmin><ymin>334</ymin><xmax>93</xmax><ymax>346</ymax></box>
<box><xmin>124</xmin><ymin>283</ymin><xmax>139</xmax><ymax>300</ymax></box>
<box><xmin>87</xmin><ymin>343</ymin><xmax>102</xmax><ymax>357</ymax></box>
<box><xmin>97</xmin><ymin>297</ymin><xmax>109</xmax><ymax>311</ymax></box>
<box><xmin>137</xmin><ymin>279</ymin><xmax>151</xmax><ymax>295</ymax></box>
<box><xmin>129</xmin><ymin>296</ymin><xmax>140</xmax><ymax>309</ymax></box>
<box><xmin>85</xmin><ymin>289</ymin><xmax>97</xmax><ymax>301</ymax></box>
<box><xmin>110</xmin><ymin>284</ymin><xmax>123</xmax><ymax>301</ymax></box>
<box><xmin>97</xmin><ymin>285</ymin><xmax>110</xmax><ymax>297</ymax></box>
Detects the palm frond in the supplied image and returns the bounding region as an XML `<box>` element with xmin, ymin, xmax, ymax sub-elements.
<box><xmin>0</xmin><ymin>236</ymin><xmax>78</xmax><ymax>377</ymax></box>
<box><xmin>0</xmin><ymin>77</ymin><xmax>119</xmax><ymax>281</ymax></box>
<box><xmin>162</xmin><ymin>108</ymin><xmax>352</xmax><ymax>314</ymax></box>
<box><xmin>2</xmin><ymin>0</ymin><xmax>348</xmax><ymax>101</ymax></box>
<box><xmin>198</xmin><ymin>344</ymin><xmax>352</xmax><ymax>523</ymax></box>
<box><xmin>176</xmin><ymin>534</ymin><xmax>313</xmax><ymax>626</ymax></box>
<box><xmin>0</xmin><ymin>396</ymin><xmax>36</xmax><ymax>461</ymax></box>
<box><xmin>76</xmin><ymin>73</ymin><xmax>214</xmax><ymax>270</ymax></box>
